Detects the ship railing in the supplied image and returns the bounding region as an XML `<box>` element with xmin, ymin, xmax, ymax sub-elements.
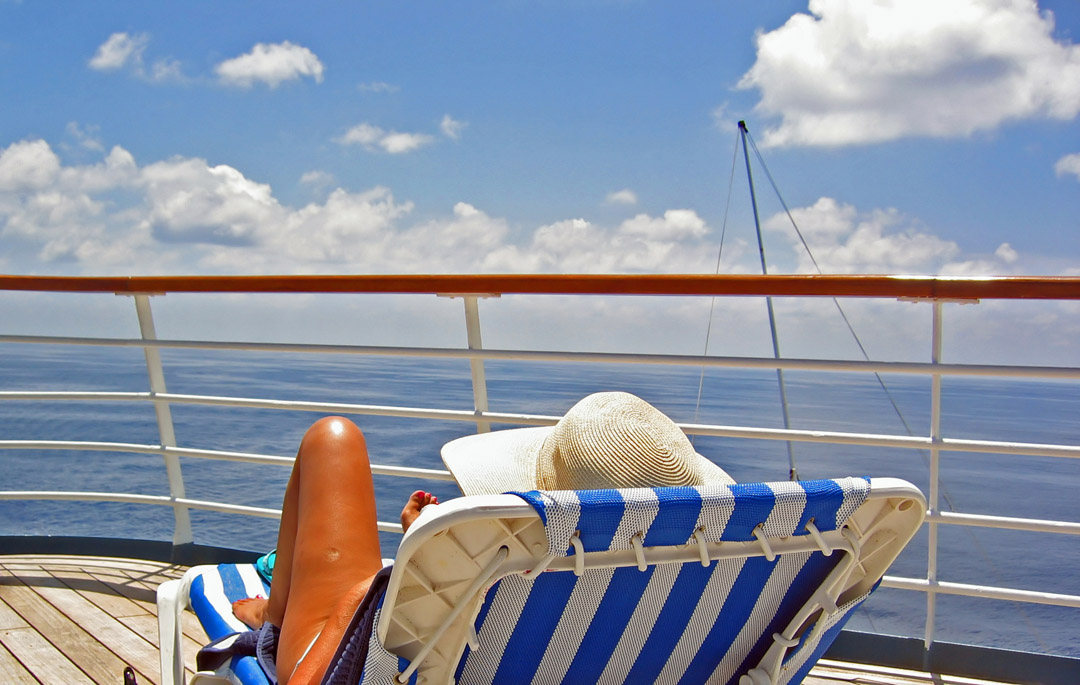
<box><xmin>1</xmin><ymin>274</ymin><xmax>1079</xmax><ymax>656</ymax></box>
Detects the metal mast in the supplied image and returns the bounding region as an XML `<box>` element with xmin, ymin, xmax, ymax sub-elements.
<box><xmin>738</xmin><ymin>120</ymin><xmax>798</xmax><ymax>480</ymax></box>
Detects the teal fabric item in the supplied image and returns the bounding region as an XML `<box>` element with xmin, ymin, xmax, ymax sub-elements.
<box><xmin>255</xmin><ymin>549</ymin><xmax>276</xmax><ymax>584</ymax></box>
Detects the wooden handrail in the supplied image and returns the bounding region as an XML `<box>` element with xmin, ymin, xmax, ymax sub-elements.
<box><xmin>1</xmin><ymin>274</ymin><xmax>1078</xmax><ymax>299</ymax></box>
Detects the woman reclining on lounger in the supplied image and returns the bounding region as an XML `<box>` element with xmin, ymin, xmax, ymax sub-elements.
<box><xmin>232</xmin><ymin>391</ymin><xmax>734</xmax><ymax>684</ymax></box>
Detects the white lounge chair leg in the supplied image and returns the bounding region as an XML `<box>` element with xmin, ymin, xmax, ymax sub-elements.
<box><xmin>157</xmin><ymin>578</ymin><xmax>187</xmax><ymax>685</ymax></box>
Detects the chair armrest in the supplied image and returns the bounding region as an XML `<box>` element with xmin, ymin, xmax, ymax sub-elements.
<box><xmin>157</xmin><ymin>578</ymin><xmax>188</xmax><ymax>685</ymax></box>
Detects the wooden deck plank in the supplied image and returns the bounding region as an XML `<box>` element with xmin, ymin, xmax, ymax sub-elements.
<box><xmin>0</xmin><ymin>567</ymin><xmax>152</xmax><ymax>684</ymax></box>
<box><xmin>83</xmin><ymin>567</ymin><xmax>162</xmax><ymax>616</ymax></box>
<box><xmin>43</xmin><ymin>566</ymin><xmax>153</xmax><ymax>620</ymax></box>
<box><xmin>7</xmin><ymin>566</ymin><xmax>162</xmax><ymax>684</ymax></box>
<box><xmin>112</xmin><ymin>565</ymin><xmax>209</xmax><ymax>644</ymax></box>
<box><xmin>0</xmin><ymin>641</ymin><xmax>40</xmax><ymax>685</ymax></box>
<box><xmin>807</xmin><ymin>658</ymin><xmax>1016</xmax><ymax>684</ymax></box>
<box><xmin>0</xmin><ymin>595</ymin><xmax>31</xmax><ymax>631</ymax></box>
<box><xmin>0</xmin><ymin>626</ymin><xmax>94</xmax><ymax>684</ymax></box>
<box><xmin>116</xmin><ymin>614</ymin><xmax>200</xmax><ymax>680</ymax></box>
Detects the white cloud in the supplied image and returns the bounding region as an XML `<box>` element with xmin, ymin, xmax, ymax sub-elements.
<box><xmin>87</xmin><ymin>32</ymin><xmax>184</xmax><ymax>83</ymax></box>
<box><xmin>485</xmin><ymin>210</ymin><xmax>721</xmax><ymax>274</ymax></box>
<box><xmin>620</xmin><ymin>210</ymin><xmax>707</xmax><ymax>240</ymax></box>
<box><xmin>0</xmin><ymin>140</ymin><xmax>61</xmax><ymax>191</ymax></box>
<box><xmin>762</xmin><ymin>196</ymin><xmax>1021</xmax><ymax>274</ymax></box>
<box><xmin>0</xmin><ymin>138</ymin><xmax>1049</xmax><ymax>282</ymax></box>
<box><xmin>440</xmin><ymin>115</ymin><xmax>467</xmax><ymax>140</ymax></box>
<box><xmin>995</xmin><ymin>242</ymin><xmax>1019</xmax><ymax>263</ymax></box>
<box><xmin>358</xmin><ymin>81</ymin><xmax>399</xmax><ymax>93</ymax></box>
<box><xmin>150</xmin><ymin>57</ymin><xmax>185</xmax><ymax>83</ymax></box>
<box><xmin>605</xmin><ymin>189</ymin><xmax>638</xmax><ymax>206</ymax></box>
<box><xmin>140</xmin><ymin>156</ymin><xmax>282</xmax><ymax>246</ymax></box>
<box><xmin>299</xmin><ymin>170</ymin><xmax>334</xmax><ymax>188</ymax></box>
<box><xmin>1055</xmin><ymin>152</ymin><xmax>1080</xmax><ymax>180</ymax></box>
<box><xmin>66</xmin><ymin>122</ymin><xmax>104</xmax><ymax>152</ymax></box>
<box><xmin>215</xmin><ymin>41</ymin><xmax>324</xmax><ymax>88</ymax></box>
<box><xmin>89</xmin><ymin>32</ymin><xmax>148</xmax><ymax>71</ymax></box>
<box><xmin>740</xmin><ymin>0</ymin><xmax>1080</xmax><ymax>147</ymax></box>
<box><xmin>0</xmin><ymin>139</ymin><xmax>727</xmax><ymax>275</ymax></box>
<box><xmin>336</xmin><ymin>123</ymin><xmax>435</xmax><ymax>154</ymax></box>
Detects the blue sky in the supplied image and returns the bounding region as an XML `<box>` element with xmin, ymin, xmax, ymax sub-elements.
<box><xmin>1</xmin><ymin>1</ymin><xmax>1079</xmax><ymax>361</ymax></box>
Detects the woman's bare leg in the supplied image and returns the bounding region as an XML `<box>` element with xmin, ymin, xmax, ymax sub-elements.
<box><xmin>268</xmin><ymin>416</ymin><xmax>384</xmax><ymax>682</ymax></box>
<box><xmin>286</xmin><ymin>489</ymin><xmax>439</xmax><ymax>684</ymax></box>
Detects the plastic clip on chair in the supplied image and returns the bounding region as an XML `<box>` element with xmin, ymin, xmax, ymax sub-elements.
<box><xmin>158</xmin><ymin>476</ymin><xmax>924</xmax><ymax>685</ymax></box>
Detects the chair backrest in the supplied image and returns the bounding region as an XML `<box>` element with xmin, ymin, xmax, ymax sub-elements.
<box><xmin>377</xmin><ymin>477</ymin><xmax>924</xmax><ymax>685</ymax></box>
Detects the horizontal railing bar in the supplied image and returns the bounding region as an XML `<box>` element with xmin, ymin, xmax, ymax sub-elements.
<box><xmin>3</xmin><ymin>334</ymin><xmax>1079</xmax><ymax>381</ymax></box>
<box><xmin>0</xmin><ymin>440</ymin><xmax>457</xmax><ymax>481</ymax></box>
<box><xmin>881</xmin><ymin>575</ymin><xmax>1080</xmax><ymax>608</ymax></box>
<box><xmin>927</xmin><ymin>511</ymin><xmax>1080</xmax><ymax>536</ymax></box>
<box><xmin>0</xmin><ymin>490</ymin><xmax>404</xmax><ymax>533</ymax></box>
<box><xmin>2</xmin><ymin>395</ymin><xmax>1078</xmax><ymax>459</ymax></box>
<box><xmin>3</xmin><ymin>273</ymin><xmax>1080</xmax><ymax>300</ymax></box>
<box><xmin>0</xmin><ymin>440</ymin><xmax>296</xmax><ymax>465</ymax></box>
<box><xmin>681</xmin><ymin>422</ymin><xmax>1080</xmax><ymax>459</ymax></box>
<box><xmin>5</xmin><ymin>487</ymin><xmax>1078</xmax><ymax>604</ymax></box>
<box><xmin>0</xmin><ymin>491</ymin><xmax>279</xmax><ymax>518</ymax></box>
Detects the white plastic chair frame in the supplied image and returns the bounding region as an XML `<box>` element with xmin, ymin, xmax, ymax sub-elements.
<box><xmin>157</xmin><ymin>477</ymin><xmax>924</xmax><ymax>685</ymax></box>
<box><xmin>381</xmin><ymin>477</ymin><xmax>924</xmax><ymax>685</ymax></box>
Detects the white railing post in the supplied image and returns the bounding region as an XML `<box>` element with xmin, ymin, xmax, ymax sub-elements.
<box><xmin>463</xmin><ymin>296</ymin><xmax>491</xmax><ymax>433</ymax></box>
<box><xmin>132</xmin><ymin>294</ymin><xmax>193</xmax><ymax>545</ymax></box>
<box><xmin>925</xmin><ymin>300</ymin><xmax>944</xmax><ymax>651</ymax></box>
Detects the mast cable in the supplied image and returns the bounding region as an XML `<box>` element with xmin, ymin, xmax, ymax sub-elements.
<box><xmin>743</xmin><ymin>131</ymin><xmax>937</xmax><ymax>495</ymax></box>
<box><xmin>691</xmin><ymin>131</ymin><xmax>741</xmax><ymax>447</ymax></box>
<box><xmin>741</xmin><ymin>125</ymin><xmax>1047</xmax><ymax>650</ymax></box>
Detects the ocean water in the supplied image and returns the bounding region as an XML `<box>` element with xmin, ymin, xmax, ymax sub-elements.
<box><xmin>0</xmin><ymin>343</ymin><xmax>1078</xmax><ymax>657</ymax></box>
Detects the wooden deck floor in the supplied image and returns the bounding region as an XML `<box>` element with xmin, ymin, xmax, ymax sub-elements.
<box><xmin>0</xmin><ymin>554</ymin><xmax>1012</xmax><ymax>685</ymax></box>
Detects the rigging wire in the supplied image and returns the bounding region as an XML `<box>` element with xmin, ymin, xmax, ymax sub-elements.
<box><xmin>740</xmin><ymin>124</ymin><xmax>1048</xmax><ymax>651</ymax></box>
<box><xmin>690</xmin><ymin>130</ymin><xmax>742</xmax><ymax>447</ymax></box>
<box><xmin>742</xmin><ymin>130</ymin><xmax>955</xmax><ymax>508</ymax></box>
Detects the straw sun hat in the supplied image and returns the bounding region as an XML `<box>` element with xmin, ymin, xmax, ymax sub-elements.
<box><xmin>441</xmin><ymin>391</ymin><xmax>735</xmax><ymax>495</ymax></box>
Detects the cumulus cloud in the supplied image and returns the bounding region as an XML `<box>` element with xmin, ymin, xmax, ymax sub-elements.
<box><xmin>440</xmin><ymin>115</ymin><xmax>467</xmax><ymax>140</ymax></box>
<box><xmin>605</xmin><ymin>189</ymin><xmax>638</xmax><ymax>206</ymax></box>
<box><xmin>299</xmin><ymin>170</ymin><xmax>334</xmax><ymax>189</ymax></box>
<box><xmin>0</xmin><ymin>140</ymin><xmax>62</xmax><ymax>192</ymax></box>
<box><xmin>89</xmin><ymin>32</ymin><xmax>148</xmax><ymax>71</ymax></box>
<box><xmin>215</xmin><ymin>41</ymin><xmax>324</xmax><ymax>88</ymax></box>
<box><xmin>0</xmin><ymin>138</ymin><xmax>1044</xmax><ymax>281</ymax></box>
<box><xmin>1055</xmin><ymin>152</ymin><xmax>1080</xmax><ymax>180</ymax></box>
<box><xmin>0</xmin><ymin>139</ymin><xmax>730</xmax><ymax>275</ymax></box>
<box><xmin>483</xmin><ymin>210</ymin><xmax>721</xmax><ymax>274</ymax></box>
<box><xmin>762</xmin><ymin>196</ymin><xmax>1019</xmax><ymax>274</ymax></box>
<box><xmin>995</xmin><ymin>242</ymin><xmax>1019</xmax><ymax>263</ymax></box>
<box><xmin>88</xmin><ymin>32</ymin><xmax>185</xmax><ymax>83</ymax></box>
<box><xmin>740</xmin><ymin>0</ymin><xmax>1080</xmax><ymax>147</ymax></box>
<box><xmin>336</xmin><ymin>123</ymin><xmax>435</xmax><ymax>154</ymax></box>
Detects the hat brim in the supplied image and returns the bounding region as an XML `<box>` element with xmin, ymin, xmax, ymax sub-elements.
<box><xmin>441</xmin><ymin>426</ymin><xmax>736</xmax><ymax>496</ymax></box>
<box><xmin>441</xmin><ymin>427</ymin><xmax>551</xmax><ymax>496</ymax></box>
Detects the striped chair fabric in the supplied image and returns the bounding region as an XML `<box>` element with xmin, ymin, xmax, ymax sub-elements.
<box><xmin>451</xmin><ymin>477</ymin><xmax>872</xmax><ymax>685</ymax></box>
<box><xmin>183</xmin><ymin>477</ymin><xmax>874</xmax><ymax>684</ymax></box>
<box><xmin>188</xmin><ymin>563</ymin><xmax>272</xmax><ymax>685</ymax></box>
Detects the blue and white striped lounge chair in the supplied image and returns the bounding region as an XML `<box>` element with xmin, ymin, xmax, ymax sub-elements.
<box><xmin>158</xmin><ymin>476</ymin><xmax>924</xmax><ymax>684</ymax></box>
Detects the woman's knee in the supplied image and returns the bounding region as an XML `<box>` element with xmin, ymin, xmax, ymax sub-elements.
<box><xmin>299</xmin><ymin>416</ymin><xmax>366</xmax><ymax>457</ymax></box>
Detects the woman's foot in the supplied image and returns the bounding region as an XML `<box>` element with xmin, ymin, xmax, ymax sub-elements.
<box><xmin>401</xmin><ymin>490</ymin><xmax>438</xmax><ymax>533</ymax></box>
<box><xmin>232</xmin><ymin>596</ymin><xmax>269</xmax><ymax>629</ymax></box>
